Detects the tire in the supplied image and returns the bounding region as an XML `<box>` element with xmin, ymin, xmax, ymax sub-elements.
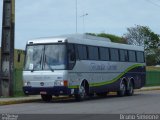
<box><xmin>75</xmin><ymin>85</ymin><xmax>86</xmax><ymax>101</ymax></box>
<box><xmin>126</xmin><ymin>81</ymin><xmax>134</xmax><ymax>96</ymax></box>
<box><xmin>41</xmin><ymin>94</ymin><xmax>52</xmax><ymax>102</ymax></box>
<box><xmin>117</xmin><ymin>81</ymin><xmax>126</xmax><ymax>97</ymax></box>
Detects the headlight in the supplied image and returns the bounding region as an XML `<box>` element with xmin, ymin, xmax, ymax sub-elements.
<box><xmin>54</xmin><ymin>80</ymin><xmax>64</xmax><ymax>86</ymax></box>
<box><xmin>23</xmin><ymin>81</ymin><xmax>31</xmax><ymax>86</ymax></box>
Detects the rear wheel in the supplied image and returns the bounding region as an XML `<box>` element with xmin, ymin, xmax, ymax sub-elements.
<box><xmin>126</xmin><ymin>81</ymin><xmax>134</xmax><ymax>96</ymax></box>
<box><xmin>117</xmin><ymin>81</ymin><xmax>126</xmax><ymax>97</ymax></box>
<box><xmin>41</xmin><ymin>94</ymin><xmax>52</xmax><ymax>102</ymax></box>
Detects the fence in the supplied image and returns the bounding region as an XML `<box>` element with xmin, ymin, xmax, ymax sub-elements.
<box><xmin>146</xmin><ymin>71</ymin><xmax>160</xmax><ymax>86</ymax></box>
<box><xmin>13</xmin><ymin>69</ymin><xmax>160</xmax><ymax>96</ymax></box>
<box><xmin>14</xmin><ymin>69</ymin><xmax>24</xmax><ymax>96</ymax></box>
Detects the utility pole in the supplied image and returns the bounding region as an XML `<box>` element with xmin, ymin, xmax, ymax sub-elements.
<box><xmin>0</xmin><ymin>0</ymin><xmax>15</xmax><ymax>97</ymax></box>
<box><xmin>75</xmin><ymin>0</ymin><xmax>78</xmax><ymax>33</ymax></box>
<box><xmin>80</xmin><ymin>13</ymin><xmax>88</xmax><ymax>33</ymax></box>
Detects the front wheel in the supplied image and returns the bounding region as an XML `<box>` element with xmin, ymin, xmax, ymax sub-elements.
<box><xmin>75</xmin><ymin>85</ymin><xmax>86</xmax><ymax>101</ymax></box>
<box><xmin>117</xmin><ymin>81</ymin><xmax>126</xmax><ymax>97</ymax></box>
<box><xmin>41</xmin><ymin>94</ymin><xmax>52</xmax><ymax>102</ymax></box>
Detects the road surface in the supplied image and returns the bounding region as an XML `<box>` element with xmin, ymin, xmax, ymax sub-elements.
<box><xmin>0</xmin><ymin>90</ymin><xmax>160</xmax><ymax>114</ymax></box>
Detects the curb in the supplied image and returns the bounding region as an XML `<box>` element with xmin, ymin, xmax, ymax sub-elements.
<box><xmin>135</xmin><ymin>87</ymin><xmax>160</xmax><ymax>92</ymax></box>
<box><xmin>0</xmin><ymin>98</ymin><xmax>41</xmax><ymax>106</ymax></box>
<box><xmin>0</xmin><ymin>96</ymin><xmax>70</xmax><ymax>106</ymax></box>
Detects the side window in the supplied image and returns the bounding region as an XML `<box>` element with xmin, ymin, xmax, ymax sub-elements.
<box><xmin>120</xmin><ymin>49</ymin><xmax>128</xmax><ymax>62</ymax></box>
<box><xmin>77</xmin><ymin>45</ymin><xmax>87</xmax><ymax>60</ymax></box>
<box><xmin>129</xmin><ymin>51</ymin><xmax>136</xmax><ymax>62</ymax></box>
<box><xmin>99</xmin><ymin>47</ymin><xmax>109</xmax><ymax>61</ymax></box>
<box><xmin>110</xmin><ymin>48</ymin><xmax>119</xmax><ymax>61</ymax></box>
<box><xmin>119</xmin><ymin>50</ymin><xmax>125</xmax><ymax>62</ymax></box>
<box><xmin>88</xmin><ymin>46</ymin><xmax>99</xmax><ymax>60</ymax></box>
<box><xmin>136</xmin><ymin>51</ymin><xmax>145</xmax><ymax>63</ymax></box>
<box><xmin>68</xmin><ymin>44</ymin><xmax>76</xmax><ymax>62</ymax></box>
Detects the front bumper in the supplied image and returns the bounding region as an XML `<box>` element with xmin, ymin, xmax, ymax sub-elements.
<box><xmin>23</xmin><ymin>86</ymin><xmax>78</xmax><ymax>95</ymax></box>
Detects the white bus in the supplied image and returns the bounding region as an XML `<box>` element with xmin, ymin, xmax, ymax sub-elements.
<box><xmin>23</xmin><ymin>34</ymin><xmax>146</xmax><ymax>101</ymax></box>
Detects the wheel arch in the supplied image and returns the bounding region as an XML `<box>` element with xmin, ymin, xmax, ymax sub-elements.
<box><xmin>80</xmin><ymin>79</ymin><xmax>90</xmax><ymax>95</ymax></box>
<box><xmin>121</xmin><ymin>77</ymin><xmax>128</xmax><ymax>87</ymax></box>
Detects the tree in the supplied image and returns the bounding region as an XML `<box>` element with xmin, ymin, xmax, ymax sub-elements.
<box><xmin>123</xmin><ymin>25</ymin><xmax>160</xmax><ymax>65</ymax></box>
<box><xmin>86</xmin><ymin>33</ymin><xmax>126</xmax><ymax>44</ymax></box>
<box><xmin>124</xmin><ymin>25</ymin><xmax>145</xmax><ymax>46</ymax></box>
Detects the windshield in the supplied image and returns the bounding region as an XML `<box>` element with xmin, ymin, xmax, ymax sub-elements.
<box><xmin>24</xmin><ymin>44</ymin><xmax>67</xmax><ymax>71</ymax></box>
<box><xmin>43</xmin><ymin>45</ymin><xmax>66</xmax><ymax>70</ymax></box>
<box><xmin>25</xmin><ymin>45</ymin><xmax>44</xmax><ymax>71</ymax></box>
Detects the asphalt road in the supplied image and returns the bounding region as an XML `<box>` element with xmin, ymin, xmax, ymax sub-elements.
<box><xmin>0</xmin><ymin>90</ymin><xmax>160</xmax><ymax>114</ymax></box>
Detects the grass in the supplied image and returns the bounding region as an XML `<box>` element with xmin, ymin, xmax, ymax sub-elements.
<box><xmin>146</xmin><ymin>66</ymin><xmax>160</xmax><ymax>71</ymax></box>
<box><xmin>13</xmin><ymin>91</ymin><xmax>26</xmax><ymax>97</ymax></box>
<box><xmin>145</xmin><ymin>84</ymin><xmax>160</xmax><ymax>87</ymax></box>
<box><xmin>0</xmin><ymin>91</ymin><xmax>26</xmax><ymax>98</ymax></box>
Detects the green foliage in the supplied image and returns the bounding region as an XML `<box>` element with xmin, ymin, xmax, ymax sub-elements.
<box><xmin>146</xmin><ymin>54</ymin><xmax>157</xmax><ymax>66</ymax></box>
<box><xmin>124</xmin><ymin>25</ymin><xmax>160</xmax><ymax>50</ymax></box>
<box><xmin>86</xmin><ymin>33</ymin><xmax>96</xmax><ymax>36</ymax></box>
<box><xmin>123</xmin><ymin>25</ymin><xmax>160</xmax><ymax>65</ymax></box>
<box><xmin>86</xmin><ymin>33</ymin><xmax>126</xmax><ymax>44</ymax></box>
<box><xmin>97</xmin><ymin>33</ymin><xmax>125</xmax><ymax>43</ymax></box>
<box><xmin>142</xmin><ymin>26</ymin><xmax>160</xmax><ymax>50</ymax></box>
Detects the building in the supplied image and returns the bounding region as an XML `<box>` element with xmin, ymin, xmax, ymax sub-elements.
<box><xmin>0</xmin><ymin>48</ymin><xmax>25</xmax><ymax>70</ymax></box>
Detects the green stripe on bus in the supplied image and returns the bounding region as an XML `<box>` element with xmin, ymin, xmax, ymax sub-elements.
<box><xmin>69</xmin><ymin>85</ymin><xmax>79</xmax><ymax>89</ymax></box>
<box><xmin>68</xmin><ymin>64</ymin><xmax>144</xmax><ymax>88</ymax></box>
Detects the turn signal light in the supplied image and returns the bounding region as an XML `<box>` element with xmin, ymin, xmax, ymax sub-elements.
<box><xmin>64</xmin><ymin>80</ymin><xmax>68</xmax><ymax>86</ymax></box>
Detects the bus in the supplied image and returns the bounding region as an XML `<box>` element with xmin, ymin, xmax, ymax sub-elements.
<box><xmin>23</xmin><ymin>34</ymin><xmax>146</xmax><ymax>101</ymax></box>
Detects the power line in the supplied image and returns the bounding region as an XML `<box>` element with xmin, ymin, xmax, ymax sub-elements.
<box><xmin>146</xmin><ymin>0</ymin><xmax>160</xmax><ymax>7</ymax></box>
<box><xmin>145</xmin><ymin>0</ymin><xmax>160</xmax><ymax>8</ymax></box>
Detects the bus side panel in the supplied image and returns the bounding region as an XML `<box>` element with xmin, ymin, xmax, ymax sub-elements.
<box><xmin>90</xmin><ymin>80</ymin><xmax>120</xmax><ymax>94</ymax></box>
<box><xmin>128</xmin><ymin>66</ymin><xmax>146</xmax><ymax>89</ymax></box>
<box><xmin>68</xmin><ymin>59</ymin><xmax>145</xmax><ymax>94</ymax></box>
<box><xmin>89</xmin><ymin>65</ymin><xmax>146</xmax><ymax>93</ymax></box>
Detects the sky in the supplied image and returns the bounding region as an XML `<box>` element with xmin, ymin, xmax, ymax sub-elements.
<box><xmin>0</xmin><ymin>0</ymin><xmax>160</xmax><ymax>49</ymax></box>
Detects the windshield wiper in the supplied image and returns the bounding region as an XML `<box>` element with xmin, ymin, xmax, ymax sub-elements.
<box><xmin>44</xmin><ymin>55</ymin><xmax>54</xmax><ymax>72</ymax></box>
<box><xmin>48</xmin><ymin>65</ymin><xmax>54</xmax><ymax>72</ymax></box>
<box><xmin>31</xmin><ymin>68</ymin><xmax>34</xmax><ymax>72</ymax></box>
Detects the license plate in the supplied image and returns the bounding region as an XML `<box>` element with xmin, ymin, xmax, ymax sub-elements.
<box><xmin>40</xmin><ymin>91</ymin><xmax>47</xmax><ymax>95</ymax></box>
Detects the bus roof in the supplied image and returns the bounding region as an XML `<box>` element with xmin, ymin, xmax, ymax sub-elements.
<box><xmin>27</xmin><ymin>34</ymin><xmax>144</xmax><ymax>51</ymax></box>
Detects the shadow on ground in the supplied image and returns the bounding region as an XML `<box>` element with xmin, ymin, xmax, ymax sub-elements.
<box><xmin>37</xmin><ymin>93</ymin><xmax>144</xmax><ymax>104</ymax></box>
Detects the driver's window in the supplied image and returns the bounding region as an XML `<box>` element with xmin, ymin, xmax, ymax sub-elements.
<box><xmin>68</xmin><ymin>44</ymin><xmax>76</xmax><ymax>69</ymax></box>
<box><xmin>68</xmin><ymin>44</ymin><xmax>76</xmax><ymax>62</ymax></box>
